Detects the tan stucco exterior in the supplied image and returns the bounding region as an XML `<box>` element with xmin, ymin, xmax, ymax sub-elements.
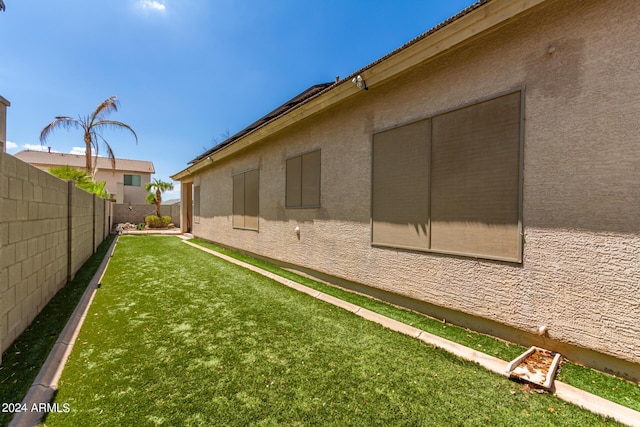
<box><xmin>174</xmin><ymin>0</ymin><xmax>640</xmax><ymax>379</ymax></box>
<box><xmin>92</xmin><ymin>168</ymin><xmax>151</xmax><ymax>204</ymax></box>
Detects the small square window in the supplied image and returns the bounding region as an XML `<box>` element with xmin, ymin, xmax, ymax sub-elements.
<box><xmin>286</xmin><ymin>150</ymin><xmax>320</xmax><ymax>208</ymax></box>
<box><xmin>233</xmin><ymin>169</ymin><xmax>259</xmax><ymax>231</ymax></box>
<box><xmin>124</xmin><ymin>174</ymin><xmax>141</xmax><ymax>186</ymax></box>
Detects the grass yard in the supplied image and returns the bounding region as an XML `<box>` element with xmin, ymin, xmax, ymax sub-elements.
<box><xmin>189</xmin><ymin>239</ymin><xmax>640</xmax><ymax>413</ymax></box>
<box><xmin>44</xmin><ymin>236</ymin><xmax>621</xmax><ymax>426</ymax></box>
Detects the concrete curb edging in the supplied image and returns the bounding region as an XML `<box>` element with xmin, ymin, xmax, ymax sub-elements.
<box><xmin>183</xmin><ymin>239</ymin><xmax>640</xmax><ymax>427</ymax></box>
<box><xmin>9</xmin><ymin>236</ymin><xmax>120</xmax><ymax>427</ymax></box>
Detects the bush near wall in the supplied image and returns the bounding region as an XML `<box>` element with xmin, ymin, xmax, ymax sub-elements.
<box><xmin>112</xmin><ymin>203</ymin><xmax>180</xmax><ymax>227</ymax></box>
<box><xmin>145</xmin><ymin>215</ymin><xmax>172</xmax><ymax>228</ymax></box>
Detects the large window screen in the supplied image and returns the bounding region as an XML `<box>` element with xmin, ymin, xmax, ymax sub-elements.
<box><xmin>371</xmin><ymin>91</ymin><xmax>522</xmax><ymax>262</ymax></box>
<box><xmin>372</xmin><ymin>119</ymin><xmax>430</xmax><ymax>250</ymax></box>
<box><xmin>430</xmin><ymin>92</ymin><xmax>521</xmax><ymax>260</ymax></box>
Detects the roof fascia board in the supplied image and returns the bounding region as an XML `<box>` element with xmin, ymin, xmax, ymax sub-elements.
<box><xmin>363</xmin><ymin>0</ymin><xmax>546</xmax><ymax>88</ymax></box>
<box><xmin>172</xmin><ymin>0</ymin><xmax>545</xmax><ymax>181</ymax></box>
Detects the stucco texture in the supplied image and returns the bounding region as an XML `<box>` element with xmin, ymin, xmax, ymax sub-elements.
<box><xmin>190</xmin><ymin>0</ymin><xmax>640</xmax><ymax>373</ymax></box>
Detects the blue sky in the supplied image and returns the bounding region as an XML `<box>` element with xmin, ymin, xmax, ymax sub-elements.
<box><xmin>1</xmin><ymin>0</ymin><xmax>476</xmax><ymax>200</ymax></box>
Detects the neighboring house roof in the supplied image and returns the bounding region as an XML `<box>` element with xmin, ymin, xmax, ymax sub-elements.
<box><xmin>14</xmin><ymin>150</ymin><xmax>155</xmax><ymax>173</ymax></box>
<box><xmin>173</xmin><ymin>0</ymin><xmax>543</xmax><ymax>181</ymax></box>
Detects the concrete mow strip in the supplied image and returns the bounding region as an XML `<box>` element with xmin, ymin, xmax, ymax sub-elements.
<box><xmin>183</xmin><ymin>238</ymin><xmax>640</xmax><ymax>427</ymax></box>
<box><xmin>9</xmin><ymin>236</ymin><xmax>119</xmax><ymax>427</ymax></box>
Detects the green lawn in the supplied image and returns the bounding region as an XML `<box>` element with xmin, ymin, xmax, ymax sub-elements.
<box><xmin>189</xmin><ymin>239</ymin><xmax>640</xmax><ymax>413</ymax></box>
<box><xmin>44</xmin><ymin>236</ymin><xmax>621</xmax><ymax>426</ymax></box>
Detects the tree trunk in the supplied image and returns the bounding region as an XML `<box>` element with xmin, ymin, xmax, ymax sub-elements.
<box><xmin>84</xmin><ymin>132</ymin><xmax>93</xmax><ymax>177</ymax></box>
<box><xmin>155</xmin><ymin>189</ymin><xmax>162</xmax><ymax>218</ymax></box>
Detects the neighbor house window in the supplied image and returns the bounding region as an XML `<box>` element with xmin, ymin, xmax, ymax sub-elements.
<box><xmin>124</xmin><ymin>174</ymin><xmax>141</xmax><ymax>186</ymax></box>
<box><xmin>286</xmin><ymin>149</ymin><xmax>321</xmax><ymax>208</ymax></box>
<box><xmin>371</xmin><ymin>90</ymin><xmax>523</xmax><ymax>262</ymax></box>
<box><xmin>233</xmin><ymin>169</ymin><xmax>259</xmax><ymax>231</ymax></box>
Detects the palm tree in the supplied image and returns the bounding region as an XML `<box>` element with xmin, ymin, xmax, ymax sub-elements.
<box><xmin>48</xmin><ymin>165</ymin><xmax>110</xmax><ymax>199</ymax></box>
<box><xmin>40</xmin><ymin>96</ymin><xmax>138</xmax><ymax>179</ymax></box>
<box><xmin>145</xmin><ymin>178</ymin><xmax>174</xmax><ymax>218</ymax></box>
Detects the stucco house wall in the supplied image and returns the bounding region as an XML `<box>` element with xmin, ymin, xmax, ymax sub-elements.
<box><xmin>94</xmin><ymin>168</ymin><xmax>152</xmax><ymax>204</ymax></box>
<box><xmin>180</xmin><ymin>0</ymin><xmax>640</xmax><ymax>379</ymax></box>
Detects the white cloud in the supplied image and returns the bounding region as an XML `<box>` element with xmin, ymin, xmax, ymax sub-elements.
<box><xmin>142</xmin><ymin>0</ymin><xmax>166</xmax><ymax>11</ymax></box>
<box><xmin>6</xmin><ymin>140</ymin><xmax>18</xmax><ymax>150</ymax></box>
<box><xmin>70</xmin><ymin>146</ymin><xmax>86</xmax><ymax>155</ymax></box>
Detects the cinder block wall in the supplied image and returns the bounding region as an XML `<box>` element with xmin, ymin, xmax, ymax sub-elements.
<box><xmin>0</xmin><ymin>152</ymin><xmax>111</xmax><ymax>361</ymax></box>
<box><xmin>94</xmin><ymin>198</ymin><xmax>110</xmax><ymax>252</ymax></box>
<box><xmin>69</xmin><ymin>186</ymin><xmax>95</xmax><ymax>275</ymax></box>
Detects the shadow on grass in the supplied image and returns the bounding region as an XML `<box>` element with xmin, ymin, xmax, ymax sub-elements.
<box><xmin>0</xmin><ymin>235</ymin><xmax>115</xmax><ymax>426</ymax></box>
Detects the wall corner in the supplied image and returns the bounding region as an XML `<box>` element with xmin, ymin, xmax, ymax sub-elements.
<box><xmin>0</xmin><ymin>95</ymin><xmax>10</xmax><ymax>154</ymax></box>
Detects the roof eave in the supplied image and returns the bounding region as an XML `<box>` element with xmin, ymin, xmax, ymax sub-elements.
<box><xmin>171</xmin><ymin>0</ymin><xmax>545</xmax><ymax>182</ymax></box>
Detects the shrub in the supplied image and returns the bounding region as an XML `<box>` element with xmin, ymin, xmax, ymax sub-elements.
<box><xmin>137</xmin><ymin>223</ymin><xmax>145</xmax><ymax>230</ymax></box>
<box><xmin>145</xmin><ymin>216</ymin><xmax>172</xmax><ymax>228</ymax></box>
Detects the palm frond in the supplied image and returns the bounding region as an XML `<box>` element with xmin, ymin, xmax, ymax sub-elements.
<box><xmin>91</xmin><ymin>96</ymin><xmax>119</xmax><ymax>124</ymax></box>
<box><xmin>104</xmin><ymin>140</ymin><xmax>117</xmax><ymax>172</ymax></box>
<box><xmin>39</xmin><ymin>116</ymin><xmax>82</xmax><ymax>143</ymax></box>
<box><xmin>90</xmin><ymin>131</ymin><xmax>100</xmax><ymax>155</ymax></box>
<box><xmin>146</xmin><ymin>192</ymin><xmax>159</xmax><ymax>205</ymax></box>
<box><xmin>94</xmin><ymin>120</ymin><xmax>138</xmax><ymax>144</ymax></box>
<box><xmin>48</xmin><ymin>165</ymin><xmax>92</xmax><ymax>185</ymax></box>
